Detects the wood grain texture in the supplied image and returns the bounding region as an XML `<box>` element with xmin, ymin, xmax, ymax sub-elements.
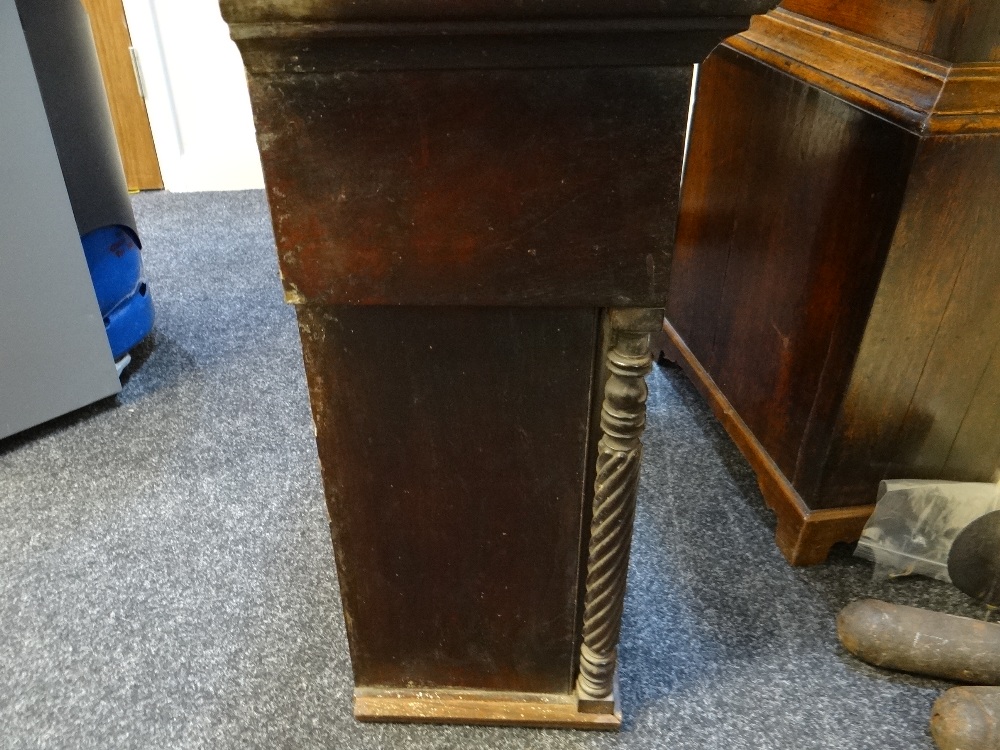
<box><xmin>779</xmin><ymin>0</ymin><xmax>943</xmax><ymax>57</ymax></box>
<box><xmin>669</xmin><ymin>42</ymin><xmax>916</xmax><ymax>506</ymax></box>
<box><xmin>354</xmin><ymin>686</ymin><xmax>620</xmax><ymax>730</ymax></box>
<box><xmin>668</xmin><ymin>6</ymin><xmax>1000</xmax><ymax>543</ymax></box>
<box><xmin>822</xmin><ymin>135</ymin><xmax>1000</xmax><ymax>499</ymax></box>
<box><xmin>298</xmin><ymin>306</ymin><xmax>598</xmax><ymax>694</ymax></box>
<box><xmin>656</xmin><ymin>320</ymin><xmax>875</xmax><ymax>566</ymax></box>
<box><xmin>224</xmin><ymin>0</ymin><xmax>777</xmax><ymax>722</ymax></box>
<box><xmin>249</xmin><ymin>67</ymin><xmax>690</xmax><ymax>308</ymax></box>
<box><xmin>229</xmin><ymin>19</ymin><xmax>752</xmax><ymax>72</ymax></box>
<box><xmin>780</xmin><ymin>0</ymin><xmax>1000</xmax><ymax>63</ymax></box>
<box><xmin>80</xmin><ymin>0</ymin><xmax>161</xmax><ymax>191</ymax></box>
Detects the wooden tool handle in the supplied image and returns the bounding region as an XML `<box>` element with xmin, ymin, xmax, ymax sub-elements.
<box><xmin>931</xmin><ymin>687</ymin><xmax>1000</xmax><ymax>750</ymax></box>
<box><xmin>837</xmin><ymin>599</ymin><xmax>1000</xmax><ymax>685</ymax></box>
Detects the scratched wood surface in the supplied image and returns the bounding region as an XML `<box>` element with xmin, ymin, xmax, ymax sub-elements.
<box><xmin>821</xmin><ymin>134</ymin><xmax>1000</xmax><ymax>501</ymax></box>
<box><xmin>354</xmin><ymin>686</ymin><xmax>620</xmax><ymax>729</ymax></box>
<box><xmin>248</xmin><ymin>67</ymin><xmax>690</xmax><ymax>308</ymax></box>
<box><xmin>297</xmin><ymin>306</ymin><xmax>598</xmax><ymax>693</ymax></box>
<box><xmin>669</xmin><ymin>44</ymin><xmax>915</xmax><ymax>507</ymax></box>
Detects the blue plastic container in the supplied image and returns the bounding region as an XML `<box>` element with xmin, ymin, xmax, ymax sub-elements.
<box><xmin>80</xmin><ymin>225</ymin><xmax>154</xmax><ymax>361</ymax></box>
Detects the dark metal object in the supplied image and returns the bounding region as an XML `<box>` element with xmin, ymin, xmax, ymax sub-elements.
<box><xmin>949</xmin><ymin>510</ymin><xmax>1000</xmax><ymax>608</ymax></box>
<box><xmin>931</xmin><ymin>687</ymin><xmax>1000</xmax><ymax>750</ymax></box>
<box><xmin>837</xmin><ymin>599</ymin><xmax>1000</xmax><ymax>685</ymax></box>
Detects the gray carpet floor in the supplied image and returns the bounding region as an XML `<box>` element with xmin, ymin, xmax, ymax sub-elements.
<box><xmin>0</xmin><ymin>190</ymin><xmax>987</xmax><ymax>749</ymax></box>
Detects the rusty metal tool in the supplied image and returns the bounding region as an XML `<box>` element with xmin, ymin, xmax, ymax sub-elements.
<box><xmin>931</xmin><ymin>687</ymin><xmax>1000</xmax><ymax>750</ymax></box>
<box><xmin>837</xmin><ymin>599</ymin><xmax>1000</xmax><ymax>684</ymax></box>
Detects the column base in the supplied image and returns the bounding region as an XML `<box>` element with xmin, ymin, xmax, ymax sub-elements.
<box><xmin>577</xmin><ymin>671</ymin><xmax>622</xmax><ymax>715</ymax></box>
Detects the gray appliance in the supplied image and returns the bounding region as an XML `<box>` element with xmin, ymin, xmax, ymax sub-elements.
<box><xmin>0</xmin><ymin>0</ymin><xmax>122</xmax><ymax>440</ymax></box>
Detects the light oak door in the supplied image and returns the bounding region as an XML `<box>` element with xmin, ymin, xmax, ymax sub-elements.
<box><xmin>81</xmin><ymin>0</ymin><xmax>162</xmax><ymax>191</ymax></box>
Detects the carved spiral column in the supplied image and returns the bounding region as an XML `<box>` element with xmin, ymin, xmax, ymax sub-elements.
<box><xmin>577</xmin><ymin>308</ymin><xmax>661</xmax><ymax>707</ymax></box>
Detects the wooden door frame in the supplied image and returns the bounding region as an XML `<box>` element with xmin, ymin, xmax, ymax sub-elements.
<box><xmin>82</xmin><ymin>0</ymin><xmax>162</xmax><ymax>191</ymax></box>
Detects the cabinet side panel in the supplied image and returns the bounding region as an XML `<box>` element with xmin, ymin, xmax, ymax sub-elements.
<box><xmin>824</xmin><ymin>135</ymin><xmax>1000</xmax><ymax>501</ymax></box>
<box><xmin>668</xmin><ymin>51</ymin><xmax>756</xmax><ymax>373</ymax></box>
<box><xmin>778</xmin><ymin>0</ymin><xmax>940</xmax><ymax>55</ymax></box>
<box><xmin>780</xmin><ymin>0</ymin><xmax>1000</xmax><ymax>63</ymax></box>
<box><xmin>670</xmin><ymin>45</ymin><xmax>912</xmax><ymax>504</ymax></box>
<box><xmin>298</xmin><ymin>306</ymin><xmax>597</xmax><ymax>694</ymax></box>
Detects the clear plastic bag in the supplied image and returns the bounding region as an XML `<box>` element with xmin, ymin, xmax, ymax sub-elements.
<box><xmin>855</xmin><ymin>480</ymin><xmax>1000</xmax><ymax>582</ymax></box>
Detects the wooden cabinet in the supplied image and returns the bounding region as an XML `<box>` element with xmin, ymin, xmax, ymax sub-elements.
<box><xmin>222</xmin><ymin>0</ymin><xmax>775</xmax><ymax>730</ymax></box>
<box><xmin>661</xmin><ymin>1</ymin><xmax>1000</xmax><ymax>565</ymax></box>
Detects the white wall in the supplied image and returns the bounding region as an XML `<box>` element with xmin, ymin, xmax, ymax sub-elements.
<box><xmin>123</xmin><ymin>0</ymin><xmax>264</xmax><ymax>192</ymax></box>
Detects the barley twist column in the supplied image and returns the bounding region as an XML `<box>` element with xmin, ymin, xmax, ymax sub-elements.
<box><xmin>577</xmin><ymin>308</ymin><xmax>662</xmax><ymax>710</ymax></box>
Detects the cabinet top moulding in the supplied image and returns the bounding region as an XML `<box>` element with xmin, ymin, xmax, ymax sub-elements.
<box><xmin>731</xmin><ymin>8</ymin><xmax>1000</xmax><ymax>136</ymax></box>
<box><xmin>221</xmin><ymin>0</ymin><xmax>779</xmax><ymax>24</ymax></box>
<box><xmin>221</xmin><ymin>0</ymin><xmax>782</xmax><ymax>72</ymax></box>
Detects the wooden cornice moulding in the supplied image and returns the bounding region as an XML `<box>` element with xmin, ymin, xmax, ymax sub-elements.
<box><xmin>933</xmin><ymin>63</ymin><xmax>1000</xmax><ymax>133</ymax></box>
<box><xmin>220</xmin><ymin>0</ymin><xmax>780</xmax><ymax>71</ymax></box>
<box><xmin>224</xmin><ymin>18</ymin><xmax>752</xmax><ymax>72</ymax></box>
<box><xmin>219</xmin><ymin>0</ymin><xmax>781</xmax><ymax>24</ymax></box>
<box><xmin>729</xmin><ymin>8</ymin><xmax>1000</xmax><ymax>135</ymax></box>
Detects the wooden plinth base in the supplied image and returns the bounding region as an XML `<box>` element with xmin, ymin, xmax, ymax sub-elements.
<box><xmin>654</xmin><ymin>319</ymin><xmax>874</xmax><ymax>566</ymax></box>
<box><xmin>354</xmin><ymin>687</ymin><xmax>621</xmax><ymax>730</ymax></box>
